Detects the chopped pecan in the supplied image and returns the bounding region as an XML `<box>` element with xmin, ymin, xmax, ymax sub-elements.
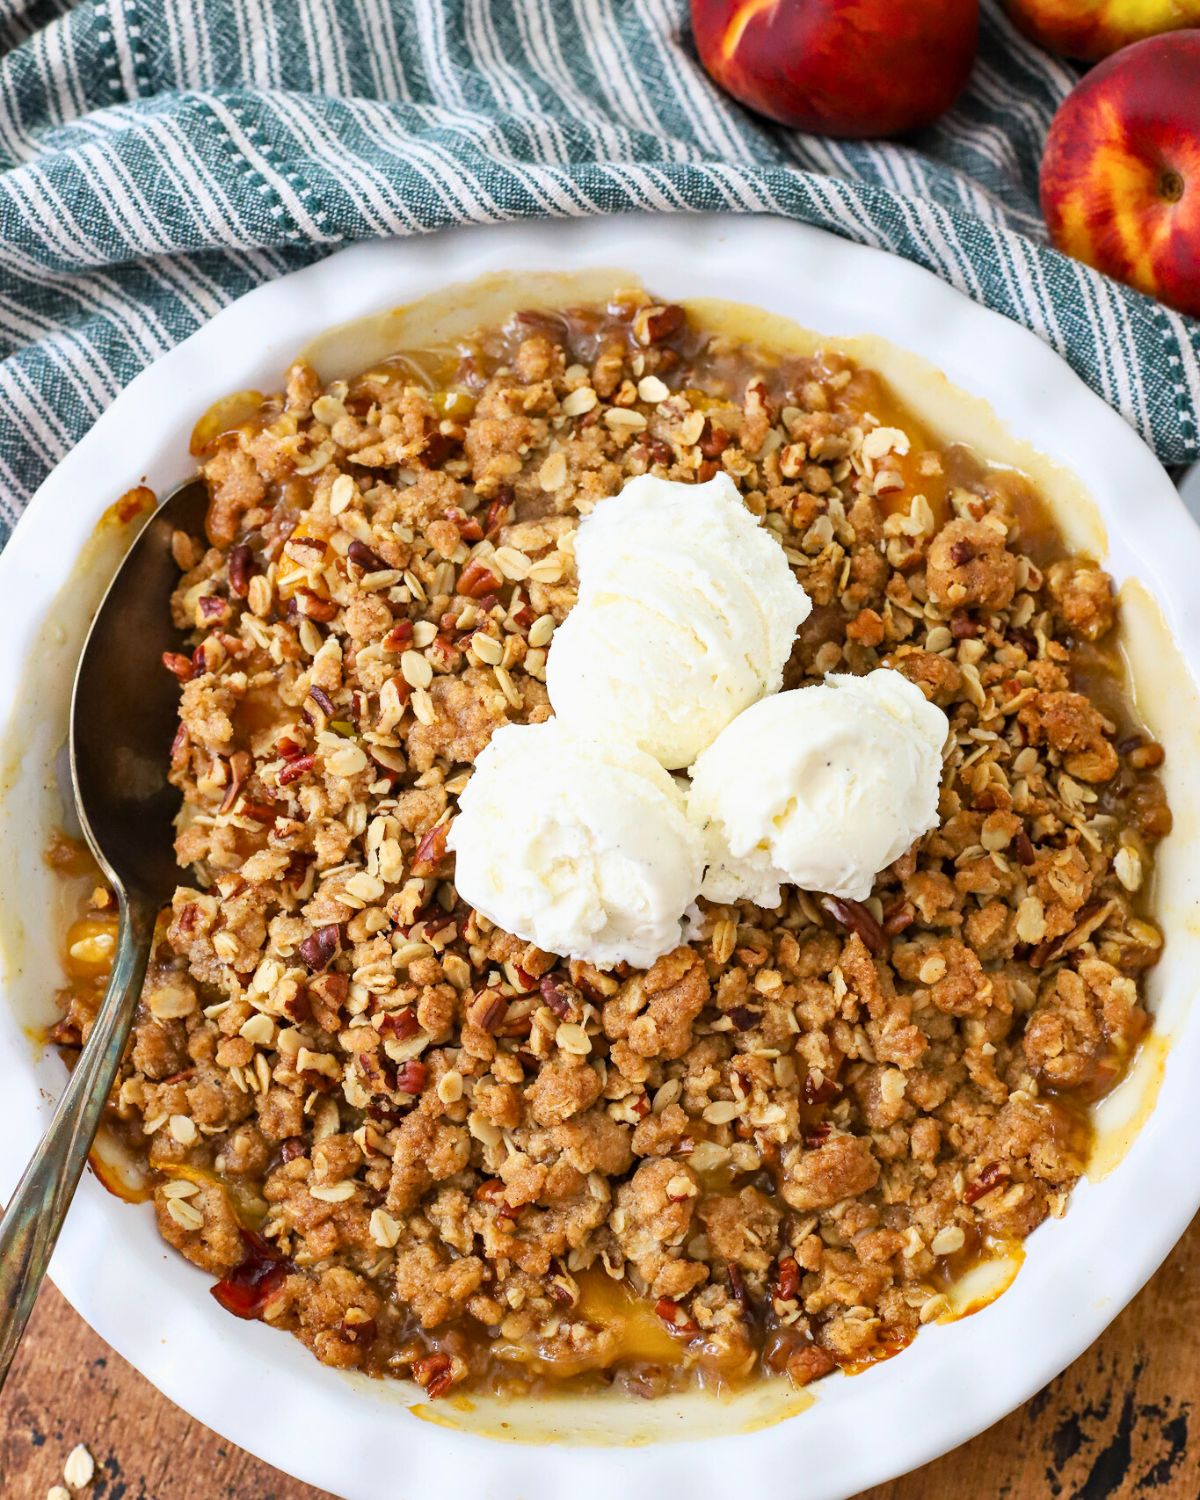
<box><xmin>395</xmin><ymin>1060</ymin><xmax>428</xmax><ymax>1096</ymax></box>
<box><xmin>411</xmin><ymin>821</ymin><xmax>450</xmax><ymax>875</ymax></box>
<box><xmin>457</xmin><ymin>559</ymin><xmax>502</xmax><ymax>598</ymax></box>
<box><xmin>964</xmin><ymin>1161</ymin><xmax>1011</xmax><ymax>1205</ymax></box>
<box><xmin>162</xmin><ymin>651</ymin><xmax>194</xmax><ymax>682</ymax></box>
<box><xmin>774</xmin><ymin>1257</ymin><xmax>801</xmax><ymax>1304</ymax></box>
<box><xmin>654</xmin><ymin>1296</ymin><xmax>699</xmax><ymax>1334</ymax></box>
<box><xmin>819</xmin><ymin>895</ymin><xmax>885</xmax><ymax>954</ymax></box>
<box><xmin>227</xmin><ymin>543</ymin><xmax>256</xmax><ymax>598</ymax></box>
<box><xmin>298</xmin><ymin>924</ymin><xmax>340</xmax><ymax>972</ymax></box>
<box><xmin>412</xmin><ymin>1352</ymin><xmax>456</xmax><ymax>1398</ymax></box>
<box><xmin>277</xmin><ymin>754</ymin><xmax>317</xmax><ymax>786</ymax></box>
<box><xmin>347</xmin><ymin>539</ymin><xmax>387</xmax><ymax>573</ymax></box>
<box><xmin>634</xmin><ymin>303</ymin><xmax>685</xmax><ymax>345</ymax></box>
<box><xmin>210</xmin><ymin>1232</ymin><xmax>291</xmax><ymax>1320</ymax></box>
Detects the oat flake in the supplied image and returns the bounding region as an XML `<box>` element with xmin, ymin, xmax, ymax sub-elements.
<box><xmin>62</xmin><ymin>1445</ymin><xmax>95</xmax><ymax>1489</ymax></box>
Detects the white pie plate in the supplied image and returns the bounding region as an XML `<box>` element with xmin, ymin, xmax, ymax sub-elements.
<box><xmin>2</xmin><ymin>214</ymin><xmax>1200</xmax><ymax>1500</ymax></box>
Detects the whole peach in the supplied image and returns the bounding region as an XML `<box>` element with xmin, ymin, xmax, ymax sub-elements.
<box><xmin>1041</xmin><ymin>33</ymin><xmax>1200</xmax><ymax>318</ymax></box>
<box><xmin>1007</xmin><ymin>0</ymin><xmax>1200</xmax><ymax>62</ymax></box>
<box><xmin>691</xmin><ymin>0</ymin><xmax>979</xmax><ymax>139</ymax></box>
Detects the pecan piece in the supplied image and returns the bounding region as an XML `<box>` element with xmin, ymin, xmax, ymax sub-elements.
<box><xmin>294</xmin><ymin>589</ymin><xmax>337</xmax><ymax>622</ymax></box>
<box><xmin>634</xmin><ymin>303</ymin><xmax>685</xmax><ymax>346</ymax></box>
<box><xmin>241</xmin><ymin>798</ymin><xmax>282</xmax><ymax>825</ymax></box>
<box><xmin>802</xmin><ymin>1072</ymin><xmax>839</xmax><ymax>1106</ymax></box>
<box><xmin>384</xmin><ymin>619</ymin><xmax>415</xmax><ymax>650</ymax></box>
<box><xmin>882</xmin><ymin>898</ymin><xmax>915</xmax><ymax>936</ymax></box>
<box><xmin>444</xmin><ymin>506</ymin><xmax>483</xmax><ymax>543</ymax></box>
<box><xmin>539</xmin><ymin>974</ymin><xmax>581</xmax><ymax>1019</ymax></box>
<box><xmin>170</xmin><ymin>724</ymin><xmax>190</xmax><ymax>769</ymax></box>
<box><xmin>395</xmin><ymin>1060</ymin><xmax>428</xmax><ymax>1096</ymax></box>
<box><xmin>338</xmin><ymin>1311</ymin><xmax>377</xmax><ymax>1347</ymax></box>
<box><xmin>219</xmin><ymin>749</ymin><xmax>253</xmax><ymax>815</ymax></box>
<box><xmin>774</xmin><ymin>1256</ymin><xmax>801</xmax><ymax>1304</ymax></box>
<box><xmin>485</xmin><ymin>492</ymin><xmax>512</xmax><ymax>536</ymax></box>
<box><xmin>379</xmin><ymin>1008</ymin><xmax>421</xmax><ymax>1042</ymax></box>
<box><xmin>198</xmin><ymin>594</ymin><xmax>229</xmax><ymax>624</ymax></box>
<box><xmin>964</xmin><ymin>1162</ymin><xmax>1011</xmax><ymax>1205</ymax></box>
<box><xmin>298</xmin><ymin>924</ymin><xmax>340</xmax><ymax>972</ymax></box>
<box><xmin>162</xmin><ymin>651</ymin><xmax>194</xmax><ymax>683</ymax></box>
<box><xmin>698</xmin><ymin>420</ymin><xmax>731</xmax><ymax>459</ymax></box>
<box><xmin>412</xmin><ymin>1352</ymin><xmax>457</xmax><ymax>1398</ymax></box>
<box><xmin>471</xmin><ymin>991</ymin><xmax>508</xmax><ymax>1033</ymax></box>
<box><xmin>277</xmin><ymin>753</ymin><xmax>317</xmax><ymax>786</ymax></box>
<box><xmin>819</xmin><ymin>895</ymin><xmax>885</xmax><ymax>954</ymax></box>
<box><xmin>227</xmin><ymin>543</ymin><xmax>257</xmax><ymax>598</ymax></box>
<box><xmin>654</xmin><ymin>1297</ymin><xmax>699</xmax><ymax>1335</ymax></box>
<box><xmin>411</xmin><ymin>821</ymin><xmax>450</xmax><ymax>876</ymax></box>
<box><xmin>347</xmin><ymin>538</ymin><xmax>387</xmax><ymax>573</ymax></box>
<box><xmin>457</xmin><ymin>558</ymin><xmax>502</xmax><ymax>598</ymax></box>
<box><xmin>210</xmin><ymin>1231</ymin><xmax>292</xmax><ymax>1320</ymax></box>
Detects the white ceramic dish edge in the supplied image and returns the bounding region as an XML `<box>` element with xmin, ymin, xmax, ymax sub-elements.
<box><xmin>0</xmin><ymin>215</ymin><xmax>1198</xmax><ymax>1500</ymax></box>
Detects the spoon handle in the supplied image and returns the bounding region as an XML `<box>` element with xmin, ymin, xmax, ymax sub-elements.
<box><xmin>0</xmin><ymin>889</ymin><xmax>156</xmax><ymax>1390</ymax></box>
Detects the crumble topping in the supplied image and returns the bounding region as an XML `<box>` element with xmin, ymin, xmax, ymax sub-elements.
<box><xmin>51</xmin><ymin>295</ymin><xmax>1169</xmax><ymax>1400</ymax></box>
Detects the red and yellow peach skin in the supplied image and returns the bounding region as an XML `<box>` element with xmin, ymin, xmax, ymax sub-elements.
<box><xmin>1008</xmin><ymin>0</ymin><xmax>1200</xmax><ymax>63</ymax></box>
<box><xmin>1040</xmin><ymin>33</ymin><xmax>1200</xmax><ymax>318</ymax></box>
<box><xmin>691</xmin><ymin>0</ymin><xmax>979</xmax><ymax>140</ymax></box>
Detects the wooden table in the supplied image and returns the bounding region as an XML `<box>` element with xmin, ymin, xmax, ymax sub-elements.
<box><xmin>4</xmin><ymin>1217</ymin><xmax>1197</xmax><ymax>1499</ymax></box>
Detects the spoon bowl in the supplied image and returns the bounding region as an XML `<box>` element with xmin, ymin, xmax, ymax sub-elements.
<box><xmin>0</xmin><ymin>477</ymin><xmax>208</xmax><ymax>1387</ymax></box>
<box><xmin>71</xmin><ymin>478</ymin><xmax>208</xmax><ymax>897</ymax></box>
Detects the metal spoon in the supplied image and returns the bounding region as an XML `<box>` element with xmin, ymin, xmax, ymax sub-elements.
<box><xmin>0</xmin><ymin>477</ymin><xmax>208</xmax><ymax>1388</ymax></box>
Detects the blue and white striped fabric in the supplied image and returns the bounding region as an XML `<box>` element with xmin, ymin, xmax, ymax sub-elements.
<box><xmin>0</xmin><ymin>0</ymin><xmax>1196</xmax><ymax>542</ymax></box>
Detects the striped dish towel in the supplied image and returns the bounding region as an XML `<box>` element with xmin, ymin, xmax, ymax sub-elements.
<box><xmin>0</xmin><ymin>0</ymin><xmax>1196</xmax><ymax>541</ymax></box>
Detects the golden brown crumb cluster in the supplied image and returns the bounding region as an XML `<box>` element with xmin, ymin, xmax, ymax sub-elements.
<box><xmin>57</xmin><ymin>296</ymin><xmax>1169</xmax><ymax>1399</ymax></box>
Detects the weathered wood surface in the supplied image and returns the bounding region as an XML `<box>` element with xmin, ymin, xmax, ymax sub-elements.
<box><xmin>4</xmin><ymin>1215</ymin><xmax>1197</xmax><ymax>1499</ymax></box>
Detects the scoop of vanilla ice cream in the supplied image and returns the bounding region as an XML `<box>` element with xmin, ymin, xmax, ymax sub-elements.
<box><xmin>689</xmin><ymin>670</ymin><xmax>949</xmax><ymax>906</ymax></box>
<box><xmin>547</xmin><ymin>472</ymin><xmax>811</xmax><ymax>770</ymax></box>
<box><xmin>447</xmin><ymin>719</ymin><xmax>704</xmax><ymax>969</ymax></box>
